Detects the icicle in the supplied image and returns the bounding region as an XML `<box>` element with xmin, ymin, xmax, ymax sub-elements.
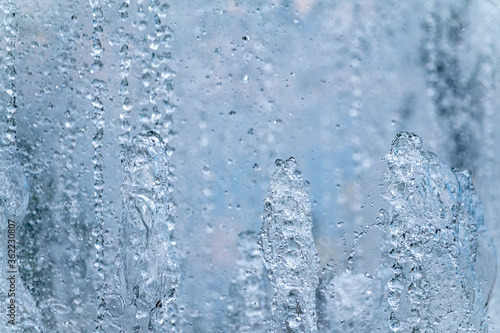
<box><xmin>119</xmin><ymin>131</ymin><xmax>179</xmax><ymax>332</ymax></box>
<box><xmin>228</xmin><ymin>231</ymin><xmax>271</xmax><ymax>332</ymax></box>
<box><xmin>259</xmin><ymin>157</ymin><xmax>319</xmax><ymax>333</ymax></box>
<box><xmin>384</xmin><ymin>131</ymin><xmax>496</xmax><ymax>332</ymax></box>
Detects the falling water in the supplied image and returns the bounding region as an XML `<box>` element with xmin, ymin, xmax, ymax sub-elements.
<box><xmin>118</xmin><ymin>0</ymin><xmax>132</xmax><ymax>145</ymax></box>
<box><xmin>89</xmin><ymin>0</ymin><xmax>108</xmax><ymax>331</ymax></box>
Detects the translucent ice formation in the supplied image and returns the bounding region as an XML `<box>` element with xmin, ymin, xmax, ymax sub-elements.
<box><xmin>228</xmin><ymin>231</ymin><xmax>271</xmax><ymax>332</ymax></box>
<box><xmin>384</xmin><ymin>131</ymin><xmax>496</xmax><ymax>332</ymax></box>
<box><xmin>259</xmin><ymin>157</ymin><xmax>319</xmax><ymax>332</ymax></box>
<box><xmin>119</xmin><ymin>131</ymin><xmax>179</xmax><ymax>332</ymax></box>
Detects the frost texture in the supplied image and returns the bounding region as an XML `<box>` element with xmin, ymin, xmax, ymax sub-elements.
<box><xmin>385</xmin><ymin>131</ymin><xmax>496</xmax><ymax>332</ymax></box>
<box><xmin>227</xmin><ymin>231</ymin><xmax>271</xmax><ymax>332</ymax></box>
<box><xmin>119</xmin><ymin>131</ymin><xmax>179</xmax><ymax>332</ymax></box>
<box><xmin>259</xmin><ymin>157</ymin><xmax>319</xmax><ymax>333</ymax></box>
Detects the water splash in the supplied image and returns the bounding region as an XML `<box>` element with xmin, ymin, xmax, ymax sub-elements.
<box><xmin>259</xmin><ymin>157</ymin><xmax>319</xmax><ymax>332</ymax></box>
<box><xmin>119</xmin><ymin>131</ymin><xmax>179</xmax><ymax>332</ymax></box>
<box><xmin>384</xmin><ymin>131</ymin><xmax>496</xmax><ymax>332</ymax></box>
<box><xmin>227</xmin><ymin>231</ymin><xmax>271</xmax><ymax>332</ymax></box>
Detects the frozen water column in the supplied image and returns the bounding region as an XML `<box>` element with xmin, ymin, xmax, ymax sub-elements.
<box><xmin>259</xmin><ymin>158</ymin><xmax>319</xmax><ymax>332</ymax></box>
<box><xmin>384</xmin><ymin>131</ymin><xmax>496</xmax><ymax>332</ymax></box>
<box><xmin>120</xmin><ymin>131</ymin><xmax>180</xmax><ymax>332</ymax></box>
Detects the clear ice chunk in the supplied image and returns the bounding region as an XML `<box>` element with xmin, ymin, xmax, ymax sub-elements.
<box><xmin>119</xmin><ymin>131</ymin><xmax>180</xmax><ymax>332</ymax></box>
<box><xmin>259</xmin><ymin>157</ymin><xmax>319</xmax><ymax>332</ymax></box>
<box><xmin>384</xmin><ymin>131</ymin><xmax>496</xmax><ymax>332</ymax></box>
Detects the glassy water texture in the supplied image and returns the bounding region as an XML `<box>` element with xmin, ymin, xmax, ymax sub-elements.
<box><xmin>1</xmin><ymin>0</ymin><xmax>499</xmax><ymax>332</ymax></box>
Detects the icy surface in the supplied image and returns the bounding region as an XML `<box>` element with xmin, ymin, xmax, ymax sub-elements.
<box><xmin>259</xmin><ymin>157</ymin><xmax>319</xmax><ymax>332</ymax></box>
<box><xmin>118</xmin><ymin>131</ymin><xmax>179</xmax><ymax>332</ymax></box>
<box><xmin>385</xmin><ymin>131</ymin><xmax>496</xmax><ymax>332</ymax></box>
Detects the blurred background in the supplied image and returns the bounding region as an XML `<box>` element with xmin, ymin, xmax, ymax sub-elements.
<box><xmin>2</xmin><ymin>0</ymin><xmax>500</xmax><ymax>331</ymax></box>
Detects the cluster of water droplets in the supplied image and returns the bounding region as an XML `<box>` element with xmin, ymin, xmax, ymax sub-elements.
<box><xmin>89</xmin><ymin>0</ymin><xmax>109</xmax><ymax>331</ymax></box>
<box><xmin>133</xmin><ymin>0</ymin><xmax>174</xmax><ymax>139</ymax></box>
<box><xmin>117</xmin><ymin>0</ymin><xmax>132</xmax><ymax>145</ymax></box>
<box><xmin>1</xmin><ymin>0</ymin><xmax>18</xmax><ymax>149</ymax></box>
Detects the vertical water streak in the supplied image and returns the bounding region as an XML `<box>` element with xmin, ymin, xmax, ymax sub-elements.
<box><xmin>120</xmin><ymin>131</ymin><xmax>179</xmax><ymax>332</ymax></box>
<box><xmin>384</xmin><ymin>131</ymin><xmax>496</xmax><ymax>332</ymax></box>
<box><xmin>90</xmin><ymin>0</ymin><xmax>108</xmax><ymax>331</ymax></box>
<box><xmin>134</xmin><ymin>0</ymin><xmax>173</xmax><ymax>137</ymax></box>
<box><xmin>118</xmin><ymin>0</ymin><xmax>132</xmax><ymax>145</ymax></box>
<box><xmin>0</xmin><ymin>2</ymin><xmax>43</xmax><ymax>331</ymax></box>
<box><xmin>142</xmin><ymin>1</ymin><xmax>176</xmax><ymax>238</ymax></box>
<box><xmin>228</xmin><ymin>231</ymin><xmax>271</xmax><ymax>332</ymax></box>
<box><xmin>1</xmin><ymin>0</ymin><xmax>18</xmax><ymax>150</ymax></box>
<box><xmin>259</xmin><ymin>157</ymin><xmax>319</xmax><ymax>333</ymax></box>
